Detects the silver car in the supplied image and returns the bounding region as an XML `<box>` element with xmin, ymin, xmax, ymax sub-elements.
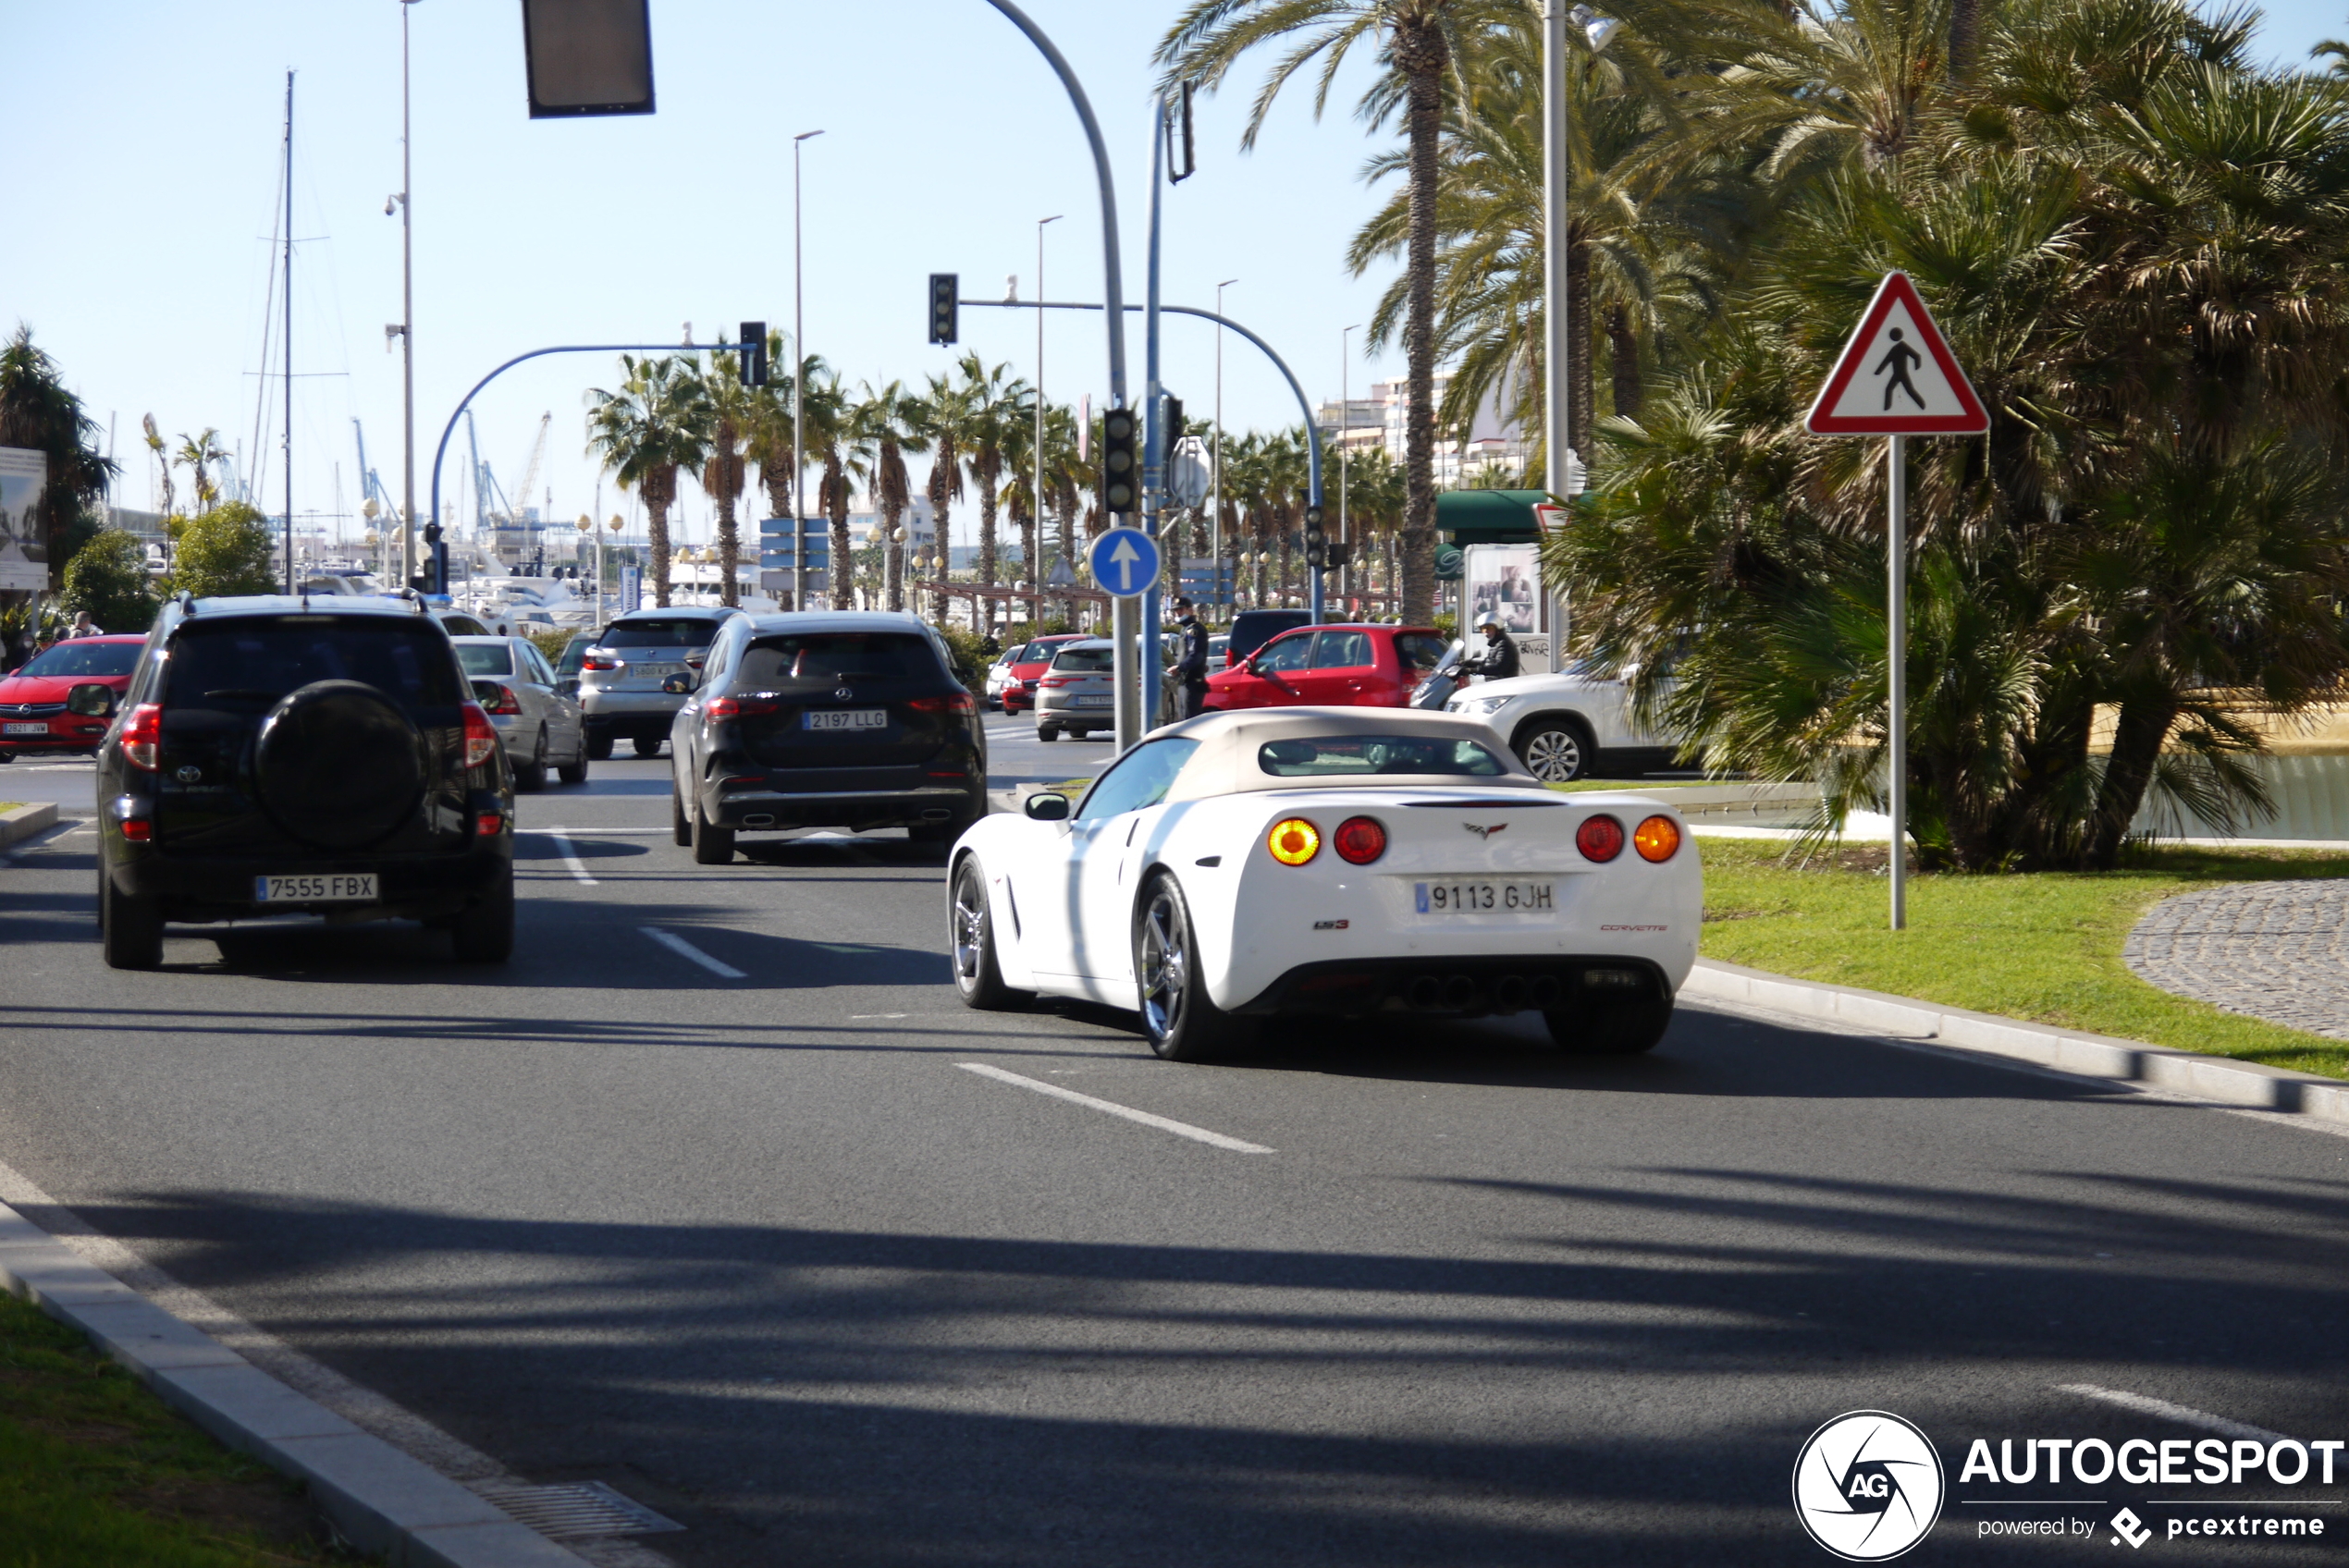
<box><xmin>453</xmin><ymin>635</ymin><xmax>589</xmax><ymax>790</ymax></box>
<box><xmin>1034</xmin><ymin>639</ymin><xmax>1115</xmax><ymax>741</ymax></box>
<box><xmin>577</xmin><ymin>606</ymin><xmax>744</xmax><ymax>759</ymax></box>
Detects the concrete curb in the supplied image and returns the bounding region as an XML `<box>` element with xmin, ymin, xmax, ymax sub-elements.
<box><xmin>0</xmin><ymin>801</ymin><xmax>58</xmax><ymax>849</ymax></box>
<box><xmin>1683</xmin><ymin>957</ymin><xmax>2349</xmax><ymax>1125</ymax></box>
<box><xmin>0</xmin><ymin>1201</ymin><xmax>587</xmax><ymax>1567</ymax></box>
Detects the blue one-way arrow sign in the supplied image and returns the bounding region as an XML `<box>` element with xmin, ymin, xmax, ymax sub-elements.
<box><xmin>1088</xmin><ymin>526</ymin><xmax>1159</xmax><ymax>599</ymax></box>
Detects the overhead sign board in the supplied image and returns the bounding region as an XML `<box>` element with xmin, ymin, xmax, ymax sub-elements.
<box><xmin>1805</xmin><ymin>272</ymin><xmax>1987</xmax><ymax>435</ymax></box>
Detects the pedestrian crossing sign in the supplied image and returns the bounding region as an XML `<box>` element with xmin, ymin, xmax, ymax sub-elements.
<box><xmin>1805</xmin><ymin>272</ymin><xmax>1988</xmax><ymax>435</ymax></box>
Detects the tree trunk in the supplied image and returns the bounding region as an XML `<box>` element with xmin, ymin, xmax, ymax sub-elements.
<box><xmin>884</xmin><ymin>507</ymin><xmax>904</xmax><ymax>612</ymax></box>
<box><xmin>1020</xmin><ymin>494</ymin><xmax>1039</xmax><ymax>627</ymax></box>
<box><xmin>928</xmin><ymin>438</ymin><xmax>955</xmax><ymax>625</ymax></box>
<box><xmin>646</xmin><ymin>488</ymin><xmax>671</xmax><ymax>608</ymax></box>
<box><xmin>977</xmin><ymin>453</ymin><xmax>1000</xmax><ymax>590</ymax></box>
<box><xmin>1606</xmin><ymin>306</ymin><xmax>1642</xmax><ymax>420</ymax></box>
<box><xmin>1949</xmin><ymin>0</ymin><xmax>1979</xmax><ymax>80</ymax></box>
<box><xmin>1393</xmin><ymin>27</ymin><xmax>1448</xmax><ymax>626</ymax></box>
<box><xmin>825</xmin><ymin>458</ymin><xmax>849</xmax><ymax>614</ymax></box>
<box><xmin>1568</xmin><ymin>230</ymin><xmax>1594</xmax><ymax>459</ymax></box>
<box><xmin>2085</xmin><ymin>699</ymin><xmax>2179</xmax><ymax>870</ymax></box>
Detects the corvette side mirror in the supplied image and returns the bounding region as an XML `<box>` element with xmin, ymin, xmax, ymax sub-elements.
<box><xmin>66</xmin><ymin>682</ymin><xmax>116</xmax><ymax>717</ymax></box>
<box><xmin>1024</xmin><ymin>792</ymin><xmax>1071</xmax><ymax>822</ymax></box>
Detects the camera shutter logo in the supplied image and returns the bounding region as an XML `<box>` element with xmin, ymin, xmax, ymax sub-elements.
<box><xmin>1791</xmin><ymin>1410</ymin><xmax>1945</xmax><ymax>1561</ymax></box>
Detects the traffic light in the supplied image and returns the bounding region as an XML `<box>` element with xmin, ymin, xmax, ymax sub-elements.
<box><xmin>928</xmin><ymin>274</ymin><xmax>959</xmax><ymax>345</ymax></box>
<box><xmin>1161</xmin><ymin>393</ymin><xmax>1184</xmax><ymax>440</ymax></box>
<box><xmin>1326</xmin><ymin>540</ymin><xmax>1352</xmax><ymax>570</ymax></box>
<box><xmin>1101</xmin><ymin>406</ymin><xmax>1139</xmax><ymax>514</ymax></box>
<box><xmin>739</xmin><ymin>322</ymin><xmax>768</xmax><ymax>386</ymax></box>
<box><xmin>1303</xmin><ymin>503</ymin><xmax>1327</xmax><ymax>568</ymax></box>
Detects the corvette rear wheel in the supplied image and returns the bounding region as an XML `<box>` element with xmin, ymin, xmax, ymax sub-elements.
<box><xmin>1135</xmin><ymin>875</ymin><xmax>1252</xmax><ymax>1062</ymax></box>
<box><xmin>951</xmin><ymin>856</ymin><xmax>1026</xmax><ymax>1010</ymax></box>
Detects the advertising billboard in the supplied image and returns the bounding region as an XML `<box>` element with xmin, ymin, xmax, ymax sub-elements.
<box><xmin>0</xmin><ymin>447</ymin><xmax>48</xmax><ymax>592</ymax></box>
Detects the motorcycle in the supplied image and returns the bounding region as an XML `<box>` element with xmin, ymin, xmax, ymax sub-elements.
<box><xmin>1409</xmin><ymin>640</ymin><xmax>1468</xmax><ymax>710</ymax></box>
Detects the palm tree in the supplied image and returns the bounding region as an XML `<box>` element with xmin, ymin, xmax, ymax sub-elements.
<box><xmin>140</xmin><ymin>414</ymin><xmax>175</xmax><ymax>522</ymax></box>
<box><xmin>175</xmin><ymin>429</ymin><xmax>228</xmax><ymax>512</ymax></box>
<box><xmin>693</xmin><ymin>351</ymin><xmax>755</xmax><ymax>607</ymax></box>
<box><xmin>1040</xmin><ymin>402</ymin><xmax>1088</xmax><ymax>621</ymax></box>
<box><xmin>585</xmin><ymin>354</ymin><xmax>711</xmax><ymax>608</ymax></box>
<box><xmin>915</xmin><ymin>373</ymin><xmax>977</xmax><ymax>625</ymax></box>
<box><xmin>848</xmin><ymin>381</ymin><xmax>931</xmax><ymax>613</ymax></box>
<box><xmin>0</xmin><ymin>328</ymin><xmax>115</xmax><ymax>591</ymax></box>
<box><xmin>1160</xmin><ymin>0</ymin><xmax>1520</xmax><ymax>626</ymax></box>
<box><xmin>784</xmin><ymin>362</ymin><xmax>852</xmax><ymax>609</ymax></box>
<box><xmin>742</xmin><ymin>337</ymin><xmax>819</xmax><ymax>606</ymax></box>
<box><xmin>956</xmin><ymin>354</ymin><xmax>1033</xmax><ymax>604</ymax></box>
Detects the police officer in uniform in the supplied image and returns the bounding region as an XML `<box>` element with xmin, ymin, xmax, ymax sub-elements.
<box><xmin>1173</xmin><ymin>596</ymin><xmax>1211</xmax><ymax>718</ymax></box>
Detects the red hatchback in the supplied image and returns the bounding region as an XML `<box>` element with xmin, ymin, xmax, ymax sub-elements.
<box><xmin>1000</xmin><ymin>633</ymin><xmax>1088</xmax><ymax>715</ymax></box>
<box><xmin>1204</xmin><ymin>623</ymin><xmax>1451</xmax><ymax>712</ymax></box>
<box><xmin>0</xmin><ymin>634</ymin><xmax>146</xmax><ymax>761</ymax></box>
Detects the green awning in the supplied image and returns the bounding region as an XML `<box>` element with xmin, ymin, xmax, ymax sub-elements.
<box><xmin>1436</xmin><ymin>489</ymin><xmax>1562</xmax><ymax>545</ymax></box>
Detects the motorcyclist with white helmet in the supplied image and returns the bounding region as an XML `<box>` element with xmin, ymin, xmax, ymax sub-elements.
<box><xmin>1464</xmin><ymin>609</ymin><xmax>1520</xmax><ymax>682</ymax></box>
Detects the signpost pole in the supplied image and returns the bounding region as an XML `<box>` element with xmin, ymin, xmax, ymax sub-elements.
<box><xmin>1887</xmin><ymin>433</ymin><xmax>1905</xmax><ymax>932</ymax></box>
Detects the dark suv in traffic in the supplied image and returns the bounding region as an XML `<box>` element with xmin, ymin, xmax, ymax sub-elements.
<box><xmin>93</xmin><ymin>594</ymin><xmax>517</xmax><ymax>969</ymax></box>
<box><xmin>666</xmin><ymin>611</ymin><xmax>986</xmax><ymax>863</ymax></box>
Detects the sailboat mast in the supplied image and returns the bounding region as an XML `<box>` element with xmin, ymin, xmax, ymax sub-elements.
<box><xmin>281</xmin><ymin>70</ymin><xmax>295</xmax><ymax>592</ymax></box>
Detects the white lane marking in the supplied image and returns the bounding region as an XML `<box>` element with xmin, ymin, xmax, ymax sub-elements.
<box><xmin>2056</xmin><ymin>1384</ymin><xmax>2288</xmax><ymax>1444</ymax></box>
<box><xmin>547</xmin><ymin>831</ymin><xmax>597</xmax><ymax>886</ymax></box>
<box><xmin>640</xmin><ymin>925</ymin><xmax>747</xmax><ymax>979</ymax></box>
<box><xmin>851</xmin><ymin>1013</ymin><xmax>909</xmax><ymax>1020</ymax></box>
<box><xmin>957</xmin><ymin>1062</ymin><xmax>1273</xmax><ymax>1154</ymax></box>
<box><xmin>515</xmin><ymin>827</ymin><xmax>668</xmax><ymax>836</ymax></box>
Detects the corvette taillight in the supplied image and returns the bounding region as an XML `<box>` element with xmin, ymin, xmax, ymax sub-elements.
<box><xmin>1267</xmin><ymin>817</ymin><xmax>1322</xmax><ymax>866</ymax></box>
<box><xmin>479</xmin><ymin>683</ymin><xmax>523</xmax><ymax>716</ymax></box>
<box><xmin>120</xmin><ymin>704</ymin><xmax>162</xmax><ymax>771</ymax></box>
<box><xmin>1576</xmin><ymin>814</ymin><xmax>1626</xmax><ymax>863</ymax></box>
<box><xmin>1333</xmin><ymin>815</ymin><xmax>1387</xmax><ymax>865</ymax></box>
<box><xmin>461</xmin><ymin>702</ymin><xmax>499</xmax><ymax>769</ymax></box>
<box><xmin>1633</xmin><ymin>815</ymin><xmax>1681</xmax><ymax>863</ymax></box>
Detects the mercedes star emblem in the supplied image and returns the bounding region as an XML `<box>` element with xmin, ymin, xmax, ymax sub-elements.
<box><xmin>834</xmin><ymin>686</ymin><xmax>854</xmax><ymax>702</ymax></box>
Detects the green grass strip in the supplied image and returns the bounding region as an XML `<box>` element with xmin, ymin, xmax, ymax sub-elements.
<box><xmin>0</xmin><ymin>1291</ymin><xmax>357</xmax><ymax>1566</ymax></box>
<box><xmin>1696</xmin><ymin>837</ymin><xmax>2349</xmax><ymax>1081</ymax></box>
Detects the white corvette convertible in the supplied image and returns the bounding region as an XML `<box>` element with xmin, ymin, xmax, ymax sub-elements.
<box><xmin>947</xmin><ymin>708</ymin><xmax>1701</xmax><ymax>1061</ymax></box>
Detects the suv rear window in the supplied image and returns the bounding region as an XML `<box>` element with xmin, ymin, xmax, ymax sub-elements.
<box><xmin>1052</xmin><ymin>645</ymin><xmax>1113</xmax><ymax>672</ymax></box>
<box><xmin>603</xmin><ymin>619</ymin><xmax>721</xmax><ymax>647</ymax></box>
<box><xmin>737</xmin><ymin>633</ymin><xmax>942</xmax><ymax>688</ymax></box>
<box><xmin>165</xmin><ymin>618</ymin><xmax>463</xmax><ymax>711</ymax></box>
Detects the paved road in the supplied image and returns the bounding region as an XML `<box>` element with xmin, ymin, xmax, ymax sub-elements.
<box><xmin>2</xmin><ymin>740</ymin><xmax>2345</xmax><ymax>1564</ymax></box>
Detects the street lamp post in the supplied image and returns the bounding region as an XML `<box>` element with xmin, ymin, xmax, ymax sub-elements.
<box><xmin>793</xmin><ymin>129</ymin><xmax>823</xmax><ymax>611</ymax></box>
<box><xmin>398</xmin><ymin>0</ymin><xmax>419</xmax><ymax>588</ymax></box>
<box><xmin>1341</xmin><ymin>322</ymin><xmax>1358</xmax><ymax>610</ymax></box>
<box><xmin>1214</xmin><ymin>277</ymin><xmax>1236</xmax><ymax>616</ymax></box>
<box><xmin>1035</xmin><ymin>213</ymin><xmax>1061</xmax><ymax>623</ymax></box>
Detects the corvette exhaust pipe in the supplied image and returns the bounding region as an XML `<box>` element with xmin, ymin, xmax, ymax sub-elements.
<box><xmin>1406</xmin><ymin>975</ymin><xmax>1443</xmax><ymax>1011</ymax></box>
<box><xmin>1492</xmin><ymin>974</ymin><xmax>1527</xmax><ymax>1014</ymax></box>
<box><xmin>1528</xmin><ymin>975</ymin><xmax>1562</xmax><ymax>1010</ymax></box>
<box><xmin>1441</xmin><ymin>974</ymin><xmax>1478</xmax><ymax>1011</ymax></box>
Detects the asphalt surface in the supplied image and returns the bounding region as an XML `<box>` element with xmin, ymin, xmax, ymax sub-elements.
<box><xmin>2</xmin><ymin>717</ymin><xmax>2346</xmax><ymax>1565</ymax></box>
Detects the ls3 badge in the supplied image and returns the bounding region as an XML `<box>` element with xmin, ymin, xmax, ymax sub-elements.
<box><xmin>1792</xmin><ymin>1410</ymin><xmax>1945</xmax><ymax>1562</ymax></box>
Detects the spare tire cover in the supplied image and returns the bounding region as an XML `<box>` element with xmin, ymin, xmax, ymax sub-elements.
<box><xmin>254</xmin><ymin>680</ymin><xmax>426</xmax><ymax>850</ymax></box>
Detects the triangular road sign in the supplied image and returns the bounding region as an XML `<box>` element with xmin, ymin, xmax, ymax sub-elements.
<box><xmin>1805</xmin><ymin>272</ymin><xmax>1988</xmax><ymax>435</ymax></box>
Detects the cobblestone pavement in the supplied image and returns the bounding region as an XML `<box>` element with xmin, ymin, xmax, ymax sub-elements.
<box><xmin>2125</xmin><ymin>879</ymin><xmax>2349</xmax><ymax>1038</ymax></box>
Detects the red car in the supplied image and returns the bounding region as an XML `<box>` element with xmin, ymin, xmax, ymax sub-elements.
<box><xmin>1000</xmin><ymin>633</ymin><xmax>1089</xmax><ymax>715</ymax></box>
<box><xmin>0</xmin><ymin>634</ymin><xmax>146</xmax><ymax>761</ymax></box>
<box><xmin>1204</xmin><ymin>623</ymin><xmax>1451</xmax><ymax>712</ymax></box>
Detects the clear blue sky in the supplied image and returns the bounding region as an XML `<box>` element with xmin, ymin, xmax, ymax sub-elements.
<box><xmin>6</xmin><ymin>0</ymin><xmax>2343</xmax><ymax>556</ymax></box>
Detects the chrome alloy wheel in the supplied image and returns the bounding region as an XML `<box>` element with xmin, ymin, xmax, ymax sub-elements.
<box><xmin>953</xmin><ymin>865</ymin><xmax>990</xmax><ymax>991</ymax></box>
<box><xmin>1523</xmin><ymin>726</ymin><xmax>1585</xmax><ymax>782</ymax></box>
<box><xmin>1138</xmin><ymin>886</ymin><xmax>1188</xmax><ymax>1043</ymax></box>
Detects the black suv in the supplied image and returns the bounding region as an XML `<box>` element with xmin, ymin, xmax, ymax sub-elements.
<box><xmin>666</xmin><ymin>611</ymin><xmax>986</xmax><ymax>863</ymax></box>
<box><xmin>93</xmin><ymin>594</ymin><xmax>517</xmax><ymax>969</ymax></box>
